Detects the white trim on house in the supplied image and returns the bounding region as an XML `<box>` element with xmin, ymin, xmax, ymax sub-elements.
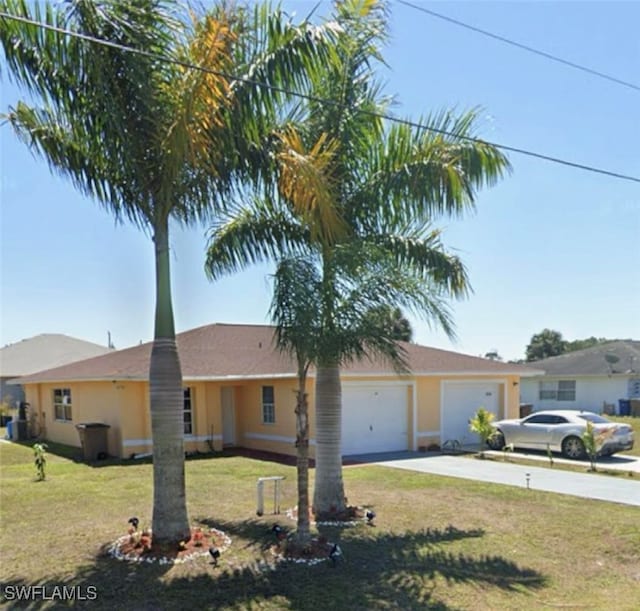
<box><xmin>244</xmin><ymin>432</ymin><xmax>317</xmax><ymax>445</ymax></box>
<box><xmin>416</xmin><ymin>430</ymin><xmax>440</xmax><ymax>437</ymax></box>
<box><xmin>122</xmin><ymin>434</ymin><xmax>223</xmax><ymax>447</ymax></box>
<box><xmin>15</xmin><ymin>368</ymin><xmax>536</xmax><ymax>386</ymax></box>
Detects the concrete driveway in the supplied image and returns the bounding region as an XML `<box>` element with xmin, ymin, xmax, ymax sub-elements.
<box><xmin>347</xmin><ymin>451</ymin><xmax>640</xmax><ymax>507</ymax></box>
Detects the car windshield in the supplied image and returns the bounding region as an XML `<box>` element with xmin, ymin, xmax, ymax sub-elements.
<box><xmin>577</xmin><ymin>413</ymin><xmax>609</xmax><ymax>424</ymax></box>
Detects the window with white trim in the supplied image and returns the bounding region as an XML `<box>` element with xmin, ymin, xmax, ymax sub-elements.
<box><xmin>539</xmin><ymin>380</ymin><xmax>576</xmax><ymax>401</ymax></box>
<box><xmin>183</xmin><ymin>388</ymin><xmax>193</xmax><ymax>435</ymax></box>
<box><xmin>53</xmin><ymin>388</ymin><xmax>72</xmax><ymax>421</ymax></box>
<box><xmin>262</xmin><ymin>386</ymin><xmax>275</xmax><ymax>424</ymax></box>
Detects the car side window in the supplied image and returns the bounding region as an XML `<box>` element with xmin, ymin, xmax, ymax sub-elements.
<box><xmin>524</xmin><ymin>414</ymin><xmax>556</xmax><ymax>424</ymax></box>
<box><xmin>552</xmin><ymin>416</ymin><xmax>568</xmax><ymax>424</ymax></box>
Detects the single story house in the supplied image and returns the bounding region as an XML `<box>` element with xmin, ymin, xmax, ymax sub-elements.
<box><xmin>1</xmin><ymin>333</ymin><xmax>113</xmax><ymax>409</ymax></box>
<box><xmin>14</xmin><ymin>323</ymin><xmax>540</xmax><ymax>458</ymax></box>
<box><xmin>520</xmin><ymin>341</ymin><xmax>640</xmax><ymax>415</ymax></box>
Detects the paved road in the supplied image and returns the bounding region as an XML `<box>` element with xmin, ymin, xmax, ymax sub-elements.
<box><xmin>348</xmin><ymin>452</ymin><xmax>640</xmax><ymax>507</ymax></box>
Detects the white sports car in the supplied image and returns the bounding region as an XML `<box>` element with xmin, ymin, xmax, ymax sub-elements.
<box><xmin>488</xmin><ymin>410</ymin><xmax>634</xmax><ymax>459</ymax></box>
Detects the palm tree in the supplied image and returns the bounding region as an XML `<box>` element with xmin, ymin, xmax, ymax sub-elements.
<box><xmin>206</xmin><ymin>0</ymin><xmax>510</xmax><ymax>519</ymax></box>
<box><xmin>269</xmin><ymin>251</ymin><xmax>431</xmax><ymax>540</ymax></box>
<box><xmin>371</xmin><ymin>305</ymin><xmax>413</xmax><ymax>342</ymax></box>
<box><xmin>0</xmin><ymin>0</ymin><xmax>335</xmax><ymax>544</ymax></box>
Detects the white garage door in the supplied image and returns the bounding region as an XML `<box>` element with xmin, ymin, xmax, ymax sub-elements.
<box><xmin>342</xmin><ymin>385</ymin><xmax>409</xmax><ymax>455</ymax></box>
<box><xmin>441</xmin><ymin>382</ymin><xmax>501</xmax><ymax>446</ymax></box>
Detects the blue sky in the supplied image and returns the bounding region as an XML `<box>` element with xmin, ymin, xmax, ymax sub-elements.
<box><xmin>1</xmin><ymin>1</ymin><xmax>639</xmax><ymax>361</ymax></box>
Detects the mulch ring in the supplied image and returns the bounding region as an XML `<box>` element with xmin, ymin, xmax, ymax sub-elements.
<box><xmin>108</xmin><ymin>526</ymin><xmax>231</xmax><ymax>565</ymax></box>
<box><xmin>270</xmin><ymin>536</ymin><xmax>342</xmax><ymax>567</ymax></box>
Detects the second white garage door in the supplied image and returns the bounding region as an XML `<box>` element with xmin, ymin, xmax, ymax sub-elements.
<box><xmin>342</xmin><ymin>384</ymin><xmax>409</xmax><ymax>455</ymax></box>
<box><xmin>441</xmin><ymin>381</ymin><xmax>501</xmax><ymax>447</ymax></box>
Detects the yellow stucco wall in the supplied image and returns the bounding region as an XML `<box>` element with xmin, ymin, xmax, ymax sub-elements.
<box><xmin>235</xmin><ymin>378</ymin><xmax>302</xmax><ymax>456</ymax></box>
<box><xmin>25</xmin><ymin>381</ymin><xmax>124</xmax><ymax>456</ymax></box>
<box><xmin>23</xmin><ymin>372</ymin><xmax>524</xmax><ymax>459</ymax></box>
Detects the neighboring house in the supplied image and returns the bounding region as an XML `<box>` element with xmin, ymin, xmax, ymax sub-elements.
<box><xmin>520</xmin><ymin>341</ymin><xmax>640</xmax><ymax>414</ymax></box>
<box><xmin>15</xmin><ymin>323</ymin><xmax>540</xmax><ymax>458</ymax></box>
<box><xmin>0</xmin><ymin>334</ymin><xmax>113</xmax><ymax>408</ymax></box>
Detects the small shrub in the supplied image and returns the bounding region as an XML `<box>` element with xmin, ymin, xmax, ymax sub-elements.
<box><xmin>33</xmin><ymin>442</ymin><xmax>47</xmax><ymax>481</ymax></box>
<box><xmin>546</xmin><ymin>443</ymin><xmax>554</xmax><ymax>467</ymax></box>
<box><xmin>582</xmin><ymin>422</ymin><xmax>598</xmax><ymax>471</ymax></box>
<box><xmin>469</xmin><ymin>407</ymin><xmax>497</xmax><ymax>457</ymax></box>
<box><xmin>502</xmin><ymin>443</ymin><xmax>514</xmax><ymax>461</ymax></box>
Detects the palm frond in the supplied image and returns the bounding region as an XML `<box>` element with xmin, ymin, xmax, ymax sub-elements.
<box><xmin>270</xmin><ymin>256</ymin><xmax>323</xmax><ymax>372</ymax></box>
<box><xmin>354</xmin><ymin>109</ymin><xmax>511</xmax><ymax>227</ymax></box>
<box><xmin>365</xmin><ymin>232</ymin><xmax>471</xmax><ymax>298</ymax></box>
<box><xmin>277</xmin><ymin>126</ymin><xmax>348</xmax><ymax>244</ymax></box>
<box><xmin>205</xmin><ymin>201</ymin><xmax>311</xmax><ymax>280</ymax></box>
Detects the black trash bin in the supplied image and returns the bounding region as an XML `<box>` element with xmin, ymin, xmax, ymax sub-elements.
<box><xmin>15</xmin><ymin>420</ymin><xmax>28</xmax><ymax>440</ymax></box>
<box><xmin>618</xmin><ymin>399</ymin><xmax>631</xmax><ymax>416</ymax></box>
<box><xmin>75</xmin><ymin>423</ymin><xmax>110</xmax><ymax>461</ymax></box>
<box><xmin>519</xmin><ymin>403</ymin><xmax>533</xmax><ymax>418</ymax></box>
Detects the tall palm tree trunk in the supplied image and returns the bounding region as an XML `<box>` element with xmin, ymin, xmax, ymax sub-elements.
<box><xmin>149</xmin><ymin>214</ymin><xmax>190</xmax><ymax>545</ymax></box>
<box><xmin>293</xmin><ymin>369</ymin><xmax>311</xmax><ymax>545</ymax></box>
<box><xmin>313</xmin><ymin>363</ymin><xmax>346</xmax><ymax>519</ymax></box>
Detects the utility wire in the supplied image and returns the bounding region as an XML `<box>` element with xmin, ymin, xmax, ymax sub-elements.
<box><xmin>1</xmin><ymin>10</ymin><xmax>639</xmax><ymax>184</ymax></box>
<box><xmin>397</xmin><ymin>0</ymin><xmax>640</xmax><ymax>93</ymax></box>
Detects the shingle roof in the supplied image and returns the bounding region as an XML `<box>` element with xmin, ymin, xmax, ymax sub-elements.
<box><xmin>0</xmin><ymin>334</ymin><xmax>113</xmax><ymax>377</ymax></box>
<box><xmin>14</xmin><ymin>323</ymin><xmax>540</xmax><ymax>384</ymax></box>
<box><xmin>529</xmin><ymin>341</ymin><xmax>640</xmax><ymax>376</ymax></box>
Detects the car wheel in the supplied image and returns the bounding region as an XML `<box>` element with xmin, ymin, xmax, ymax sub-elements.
<box><xmin>487</xmin><ymin>430</ymin><xmax>505</xmax><ymax>450</ymax></box>
<box><xmin>562</xmin><ymin>436</ymin><xmax>586</xmax><ymax>459</ymax></box>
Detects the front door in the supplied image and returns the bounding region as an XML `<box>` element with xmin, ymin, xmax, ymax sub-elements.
<box><xmin>221</xmin><ymin>387</ymin><xmax>236</xmax><ymax>446</ymax></box>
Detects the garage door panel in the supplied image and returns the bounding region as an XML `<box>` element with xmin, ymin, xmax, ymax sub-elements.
<box><xmin>342</xmin><ymin>385</ymin><xmax>408</xmax><ymax>455</ymax></box>
<box><xmin>442</xmin><ymin>382</ymin><xmax>500</xmax><ymax>446</ymax></box>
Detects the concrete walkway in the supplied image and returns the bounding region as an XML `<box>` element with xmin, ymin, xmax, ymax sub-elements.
<box><xmin>348</xmin><ymin>451</ymin><xmax>640</xmax><ymax>507</ymax></box>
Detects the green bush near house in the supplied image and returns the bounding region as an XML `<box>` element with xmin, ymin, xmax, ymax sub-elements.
<box><xmin>469</xmin><ymin>407</ymin><xmax>498</xmax><ymax>456</ymax></box>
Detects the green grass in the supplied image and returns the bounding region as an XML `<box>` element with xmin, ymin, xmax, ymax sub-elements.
<box><xmin>616</xmin><ymin>415</ymin><xmax>640</xmax><ymax>456</ymax></box>
<box><xmin>1</xmin><ymin>441</ymin><xmax>640</xmax><ymax>610</ymax></box>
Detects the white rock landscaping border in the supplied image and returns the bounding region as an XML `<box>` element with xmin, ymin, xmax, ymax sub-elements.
<box><xmin>107</xmin><ymin>527</ymin><xmax>232</xmax><ymax>565</ymax></box>
<box><xmin>284</xmin><ymin>507</ymin><xmax>365</xmax><ymax>528</ymax></box>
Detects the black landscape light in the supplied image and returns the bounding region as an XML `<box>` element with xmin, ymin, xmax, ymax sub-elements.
<box><xmin>365</xmin><ymin>510</ymin><xmax>376</xmax><ymax>524</ymax></box>
<box><xmin>328</xmin><ymin>543</ymin><xmax>342</xmax><ymax>567</ymax></box>
<box><xmin>128</xmin><ymin>517</ymin><xmax>139</xmax><ymax>530</ymax></box>
<box><xmin>209</xmin><ymin>547</ymin><xmax>221</xmax><ymax>566</ymax></box>
<box><xmin>272</xmin><ymin>524</ymin><xmax>286</xmax><ymax>541</ymax></box>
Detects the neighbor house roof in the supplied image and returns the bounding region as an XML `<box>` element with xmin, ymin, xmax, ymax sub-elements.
<box><xmin>529</xmin><ymin>341</ymin><xmax>640</xmax><ymax>376</ymax></box>
<box><xmin>0</xmin><ymin>334</ymin><xmax>113</xmax><ymax>377</ymax></box>
<box><xmin>14</xmin><ymin>323</ymin><xmax>540</xmax><ymax>384</ymax></box>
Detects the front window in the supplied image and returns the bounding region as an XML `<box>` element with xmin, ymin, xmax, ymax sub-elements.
<box><xmin>184</xmin><ymin>388</ymin><xmax>193</xmax><ymax>435</ymax></box>
<box><xmin>262</xmin><ymin>386</ymin><xmax>275</xmax><ymax>424</ymax></box>
<box><xmin>53</xmin><ymin>388</ymin><xmax>72</xmax><ymax>421</ymax></box>
<box><xmin>539</xmin><ymin>380</ymin><xmax>576</xmax><ymax>401</ymax></box>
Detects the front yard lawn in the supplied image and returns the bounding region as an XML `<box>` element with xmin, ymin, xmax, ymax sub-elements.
<box><xmin>616</xmin><ymin>415</ymin><xmax>640</xmax><ymax>456</ymax></box>
<box><xmin>1</xmin><ymin>440</ymin><xmax>639</xmax><ymax>610</ymax></box>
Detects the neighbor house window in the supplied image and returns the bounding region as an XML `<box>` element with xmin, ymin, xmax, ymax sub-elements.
<box><xmin>53</xmin><ymin>388</ymin><xmax>72</xmax><ymax>421</ymax></box>
<box><xmin>539</xmin><ymin>380</ymin><xmax>576</xmax><ymax>401</ymax></box>
<box><xmin>183</xmin><ymin>388</ymin><xmax>193</xmax><ymax>435</ymax></box>
<box><xmin>262</xmin><ymin>386</ymin><xmax>275</xmax><ymax>424</ymax></box>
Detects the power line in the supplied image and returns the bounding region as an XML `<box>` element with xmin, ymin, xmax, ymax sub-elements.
<box><xmin>397</xmin><ymin>0</ymin><xmax>640</xmax><ymax>93</ymax></box>
<box><xmin>1</xmin><ymin>10</ymin><xmax>639</xmax><ymax>184</ymax></box>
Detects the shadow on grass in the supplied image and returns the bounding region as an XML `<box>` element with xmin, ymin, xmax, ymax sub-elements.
<box><xmin>0</xmin><ymin>519</ymin><xmax>546</xmax><ymax>610</ymax></box>
<box><xmin>7</xmin><ymin>439</ymin><xmax>238</xmax><ymax>468</ymax></box>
